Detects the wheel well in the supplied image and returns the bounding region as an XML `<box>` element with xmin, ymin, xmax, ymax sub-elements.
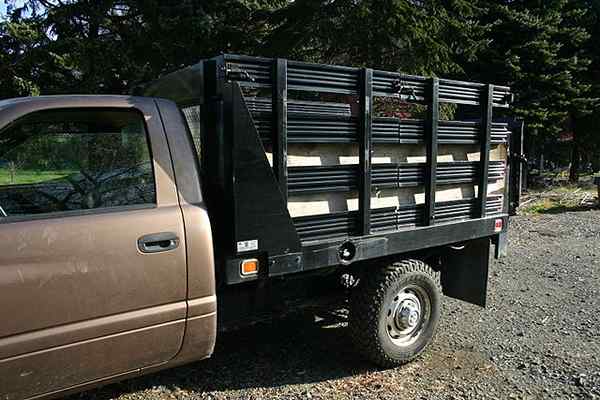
<box><xmin>345</xmin><ymin>249</ymin><xmax>442</xmax><ymax>282</ymax></box>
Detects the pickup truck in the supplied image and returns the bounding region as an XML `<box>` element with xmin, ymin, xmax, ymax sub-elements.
<box><xmin>0</xmin><ymin>54</ymin><xmax>522</xmax><ymax>400</ymax></box>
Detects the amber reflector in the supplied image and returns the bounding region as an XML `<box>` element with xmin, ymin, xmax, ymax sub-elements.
<box><xmin>241</xmin><ymin>259</ymin><xmax>259</xmax><ymax>275</ymax></box>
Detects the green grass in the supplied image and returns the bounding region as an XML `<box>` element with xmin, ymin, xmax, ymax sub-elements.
<box><xmin>0</xmin><ymin>169</ymin><xmax>76</xmax><ymax>185</ymax></box>
<box><xmin>521</xmin><ymin>198</ymin><xmax>558</xmax><ymax>214</ymax></box>
<box><xmin>520</xmin><ymin>187</ymin><xmax>598</xmax><ymax>215</ymax></box>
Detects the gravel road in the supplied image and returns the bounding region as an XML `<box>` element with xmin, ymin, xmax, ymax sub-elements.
<box><xmin>73</xmin><ymin>210</ymin><xmax>600</xmax><ymax>400</ymax></box>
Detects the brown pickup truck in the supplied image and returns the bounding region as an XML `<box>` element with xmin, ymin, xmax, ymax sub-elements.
<box><xmin>0</xmin><ymin>55</ymin><xmax>522</xmax><ymax>400</ymax></box>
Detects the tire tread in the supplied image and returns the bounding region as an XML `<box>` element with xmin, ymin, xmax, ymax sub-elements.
<box><xmin>349</xmin><ymin>259</ymin><xmax>441</xmax><ymax>367</ymax></box>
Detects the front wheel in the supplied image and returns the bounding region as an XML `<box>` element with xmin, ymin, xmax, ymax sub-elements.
<box><xmin>349</xmin><ymin>259</ymin><xmax>441</xmax><ymax>367</ymax></box>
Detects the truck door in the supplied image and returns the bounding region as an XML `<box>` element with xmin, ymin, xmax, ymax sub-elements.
<box><xmin>0</xmin><ymin>97</ymin><xmax>187</xmax><ymax>399</ymax></box>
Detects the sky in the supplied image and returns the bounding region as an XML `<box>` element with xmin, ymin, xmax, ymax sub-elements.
<box><xmin>1</xmin><ymin>1</ymin><xmax>25</xmax><ymax>19</ymax></box>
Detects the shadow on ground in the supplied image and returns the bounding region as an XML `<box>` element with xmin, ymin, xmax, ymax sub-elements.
<box><xmin>70</xmin><ymin>311</ymin><xmax>374</xmax><ymax>399</ymax></box>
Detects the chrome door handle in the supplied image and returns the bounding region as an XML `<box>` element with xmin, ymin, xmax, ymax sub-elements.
<box><xmin>137</xmin><ymin>232</ymin><xmax>179</xmax><ymax>253</ymax></box>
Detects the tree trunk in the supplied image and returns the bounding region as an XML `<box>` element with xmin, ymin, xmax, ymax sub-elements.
<box><xmin>570</xmin><ymin>144</ymin><xmax>580</xmax><ymax>183</ymax></box>
<box><xmin>592</xmin><ymin>151</ymin><xmax>600</xmax><ymax>172</ymax></box>
<box><xmin>569</xmin><ymin>117</ymin><xmax>579</xmax><ymax>183</ymax></box>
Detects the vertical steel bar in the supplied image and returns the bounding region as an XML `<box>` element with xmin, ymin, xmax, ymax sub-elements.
<box><xmin>424</xmin><ymin>78</ymin><xmax>439</xmax><ymax>225</ymax></box>
<box><xmin>478</xmin><ymin>84</ymin><xmax>494</xmax><ymax>217</ymax></box>
<box><xmin>359</xmin><ymin>68</ymin><xmax>373</xmax><ymax>235</ymax></box>
<box><xmin>273</xmin><ymin>58</ymin><xmax>288</xmax><ymax>203</ymax></box>
<box><xmin>204</xmin><ymin>56</ymin><xmax>228</xmax><ymax>192</ymax></box>
<box><xmin>213</xmin><ymin>56</ymin><xmax>236</xmax><ymax>251</ymax></box>
<box><xmin>214</xmin><ymin>55</ymin><xmax>226</xmax><ymax>98</ymax></box>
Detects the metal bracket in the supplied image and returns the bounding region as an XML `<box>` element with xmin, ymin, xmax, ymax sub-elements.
<box><xmin>269</xmin><ymin>252</ymin><xmax>303</xmax><ymax>276</ymax></box>
<box><xmin>225</xmin><ymin>64</ymin><xmax>254</xmax><ymax>82</ymax></box>
<box><xmin>510</xmin><ymin>153</ymin><xmax>528</xmax><ymax>165</ymax></box>
<box><xmin>391</xmin><ymin>79</ymin><xmax>418</xmax><ymax>101</ymax></box>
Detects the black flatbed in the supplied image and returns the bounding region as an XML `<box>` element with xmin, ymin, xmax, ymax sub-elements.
<box><xmin>144</xmin><ymin>54</ymin><xmax>518</xmax><ymax>293</ymax></box>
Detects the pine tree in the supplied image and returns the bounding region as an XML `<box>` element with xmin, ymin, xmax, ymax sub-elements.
<box><xmin>472</xmin><ymin>0</ymin><xmax>594</xmax><ymax>177</ymax></box>
<box><xmin>0</xmin><ymin>0</ymin><xmax>286</xmax><ymax>97</ymax></box>
<box><xmin>569</xmin><ymin>0</ymin><xmax>600</xmax><ymax>179</ymax></box>
<box><xmin>0</xmin><ymin>6</ymin><xmax>56</xmax><ymax>97</ymax></box>
<box><xmin>264</xmin><ymin>0</ymin><xmax>488</xmax><ymax>76</ymax></box>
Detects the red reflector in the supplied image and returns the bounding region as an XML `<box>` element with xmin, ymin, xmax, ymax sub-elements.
<box><xmin>494</xmin><ymin>218</ymin><xmax>503</xmax><ymax>232</ymax></box>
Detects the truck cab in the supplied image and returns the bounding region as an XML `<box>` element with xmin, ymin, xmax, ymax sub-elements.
<box><xmin>0</xmin><ymin>96</ymin><xmax>216</xmax><ymax>399</ymax></box>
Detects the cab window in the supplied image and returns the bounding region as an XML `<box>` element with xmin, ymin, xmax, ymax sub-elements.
<box><xmin>0</xmin><ymin>108</ymin><xmax>156</xmax><ymax>219</ymax></box>
<box><xmin>182</xmin><ymin>105</ymin><xmax>201</xmax><ymax>159</ymax></box>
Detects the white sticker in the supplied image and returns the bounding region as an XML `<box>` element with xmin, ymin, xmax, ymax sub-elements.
<box><xmin>237</xmin><ymin>239</ymin><xmax>258</xmax><ymax>253</ymax></box>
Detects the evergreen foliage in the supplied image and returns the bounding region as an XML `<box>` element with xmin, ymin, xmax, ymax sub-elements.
<box><xmin>1</xmin><ymin>0</ymin><xmax>599</xmax><ymax>178</ymax></box>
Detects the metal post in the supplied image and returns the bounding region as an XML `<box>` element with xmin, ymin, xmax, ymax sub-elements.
<box><xmin>508</xmin><ymin>120</ymin><xmax>524</xmax><ymax>215</ymax></box>
<box><xmin>273</xmin><ymin>58</ymin><xmax>288</xmax><ymax>203</ymax></box>
<box><xmin>359</xmin><ymin>68</ymin><xmax>373</xmax><ymax>235</ymax></box>
<box><xmin>424</xmin><ymin>78</ymin><xmax>439</xmax><ymax>225</ymax></box>
<box><xmin>203</xmin><ymin>56</ymin><xmax>227</xmax><ymax>189</ymax></box>
<box><xmin>478</xmin><ymin>84</ymin><xmax>493</xmax><ymax>217</ymax></box>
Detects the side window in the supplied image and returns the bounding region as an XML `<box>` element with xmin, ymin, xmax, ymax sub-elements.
<box><xmin>0</xmin><ymin>108</ymin><xmax>156</xmax><ymax>219</ymax></box>
<box><xmin>182</xmin><ymin>105</ymin><xmax>201</xmax><ymax>159</ymax></box>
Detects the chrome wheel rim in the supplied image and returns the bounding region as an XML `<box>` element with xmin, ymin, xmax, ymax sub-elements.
<box><xmin>385</xmin><ymin>285</ymin><xmax>430</xmax><ymax>347</ymax></box>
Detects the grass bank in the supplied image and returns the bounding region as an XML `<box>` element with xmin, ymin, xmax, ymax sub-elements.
<box><xmin>0</xmin><ymin>169</ymin><xmax>75</xmax><ymax>185</ymax></box>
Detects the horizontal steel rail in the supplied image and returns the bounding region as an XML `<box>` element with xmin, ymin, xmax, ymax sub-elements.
<box><xmin>287</xmin><ymin>161</ymin><xmax>505</xmax><ymax>194</ymax></box>
<box><xmin>372</xmin><ymin>118</ymin><xmax>510</xmax><ymax>145</ymax></box>
<box><xmin>293</xmin><ymin>196</ymin><xmax>503</xmax><ymax>241</ymax></box>
<box><xmin>371</xmin><ymin>197</ymin><xmax>504</xmax><ymax>232</ymax></box>
<box><xmin>293</xmin><ymin>210</ymin><xmax>359</xmax><ymax>242</ymax></box>
<box><xmin>224</xmin><ymin>55</ymin><xmax>511</xmax><ymax>108</ymax></box>
<box><xmin>245</xmin><ymin>97</ymin><xmax>352</xmax><ymax>116</ymax></box>
<box><xmin>288</xmin><ymin>165</ymin><xmax>359</xmax><ymax>193</ymax></box>
<box><xmin>253</xmin><ymin>114</ymin><xmax>510</xmax><ymax>145</ymax></box>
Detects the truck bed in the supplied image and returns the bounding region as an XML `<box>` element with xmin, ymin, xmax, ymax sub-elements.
<box><xmin>143</xmin><ymin>54</ymin><xmax>513</xmax><ymax>285</ymax></box>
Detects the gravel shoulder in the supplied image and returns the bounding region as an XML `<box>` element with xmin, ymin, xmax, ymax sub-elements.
<box><xmin>73</xmin><ymin>210</ymin><xmax>600</xmax><ymax>400</ymax></box>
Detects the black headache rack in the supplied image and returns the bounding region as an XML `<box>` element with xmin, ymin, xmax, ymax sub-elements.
<box><xmin>144</xmin><ymin>54</ymin><xmax>513</xmax><ymax>285</ymax></box>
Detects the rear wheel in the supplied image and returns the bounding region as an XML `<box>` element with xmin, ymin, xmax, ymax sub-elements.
<box><xmin>349</xmin><ymin>259</ymin><xmax>441</xmax><ymax>367</ymax></box>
